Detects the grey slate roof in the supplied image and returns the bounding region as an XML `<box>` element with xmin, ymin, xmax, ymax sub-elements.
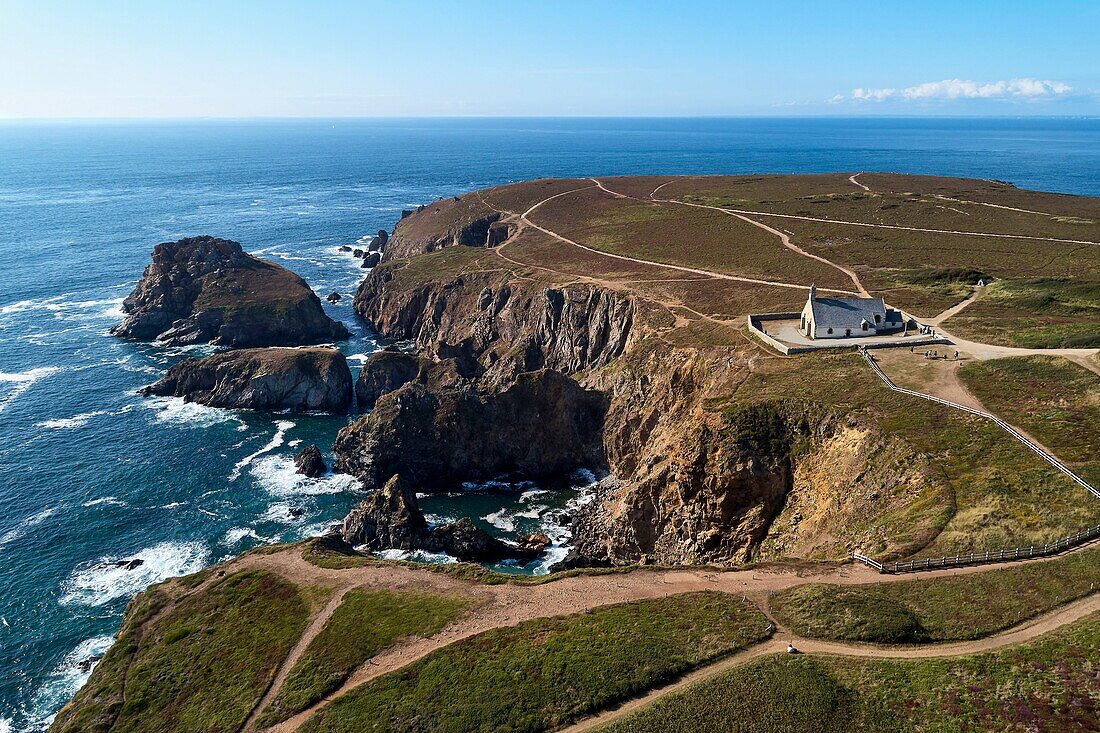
<box><xmin>809</xmin><ymin>296</ymin><xmax>888</xmax><ymax>331</ymax></box>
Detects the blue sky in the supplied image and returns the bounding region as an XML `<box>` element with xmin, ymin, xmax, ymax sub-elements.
<box><xmin>1</xmin><ymin>1</ymin><xmax>1097</xmax><ymax>118</ymax></box>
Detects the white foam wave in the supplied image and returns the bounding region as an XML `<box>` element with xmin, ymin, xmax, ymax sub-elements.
<box><xmin>0</xmin><ymin>367</ymin><xmax>61</xmax><ymax>413</ymax></box>
<box><xmin>0</xmin><ymin>294</ymin><xmax>124</xmax><ymax>322</ymax></box>
<box><xmin>60</xmin><ymin>540</ymin><xmax>209</xmax><ymax>607</ymax></box>
<box><xmin>0</xmin><ymin>507</ymin><xmax>57</xmax><ymax>550</ymax></box>
<box><xmin>229</xmin><ymin>420</ymin><xmax>295</xmax><ymax>480</ymax></box>
<box><xmin>0</xmin><ymin>715</ymin><xmax>11</xmax><ymax>733</ymax></box>
<box><xmin>221</xmin><ymin>527</ymin><xmax>272</xmax><ymax>547</ymax></box>
<box><xmin>22</xmin><ymin>634</ymin><xmax>115</xmax><ymax>731</ymax></box>
<box><xmin>36</xmin><ymin>410</ymin><xmax>110</xmax><ymax>430</ymax></box>
<box><xmin>143</xmin><ymin>396</ymin><xmax>245</xmax><ymax>430</ymax></box>
<box><xmin>376</xmin><ymin>548</ymin><xmax>458</xmax><ymax>564</ymax></box>
<box><xmin>248</xmin><ymin>454</ymin><xmax>359</xmax><ymax>498</ymax></box>
<box><xmin>82</xmin><ymin>496</ymin><xmax>125</xmax><ymax>508</ymax></box>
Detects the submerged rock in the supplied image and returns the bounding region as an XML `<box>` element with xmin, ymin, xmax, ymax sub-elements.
<box><xmin>141</xmin><ymin>347</ymin><xmax>353</xmax><ymax>412</ymax></box>
<box><xmin>112</xmin><ymin>235</ymin><xmax>349</xmax><ymax>347</ymax></box>
<box><xmin>294</xmin><ymin>444</ymin><xmax>327</xmax><ymax>478</ymax></box>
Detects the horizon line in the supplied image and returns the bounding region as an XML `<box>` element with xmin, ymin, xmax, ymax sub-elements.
<box><xmin>2</xmin><ymin>113</ymin><xmax>1099</xmax><ymax>124</ymax></box>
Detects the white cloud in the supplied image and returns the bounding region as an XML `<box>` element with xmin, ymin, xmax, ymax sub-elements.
<box><xmin>839</xmin><ymin>77</ymin><xmax>1072</xmax><ymax>103</ymax></box>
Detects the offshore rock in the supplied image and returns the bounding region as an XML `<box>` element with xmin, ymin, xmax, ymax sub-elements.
<box><xmin>340</xmin><ymin>475</ymin><xmax>528</xmax><ymax>563</ymax></box>
<box><xmin>294</xmin><ymin>444</ymin><xmax>327</xmax><ymax>478</ymax></box>
<box><xmin>112</xmin><ymin>236</ymin><xmax>349</xmax><ymax>347</ymax></box>
<box><xmin>141</xmin><ymin>347</ymin><xmax>353</xmax><ymax>413</ymax></box>
<box><xmin>361</xmin><ymin>252</ymin><xmax>381</xmax><ymax>269</ymax></box>
<box><xmin>341</xmin><ymin>475</ymin><xmax>427</xmax><ymax>551</ymax></box>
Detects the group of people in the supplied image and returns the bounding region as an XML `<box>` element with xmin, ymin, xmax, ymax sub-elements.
<box><xmin>912</xmin><ymin>346</ymin><xmax>960</xmax><ymax>360</ymax></box>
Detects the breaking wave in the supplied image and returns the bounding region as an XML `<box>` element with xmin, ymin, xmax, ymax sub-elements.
<box><xmin>59</xmin><ymin>540</ymin><xmax>209</xmax><ymax>607</ymax></box>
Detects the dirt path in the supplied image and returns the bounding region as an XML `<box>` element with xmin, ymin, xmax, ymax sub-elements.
<box><xmin>497</xmin><ymin>184</ymin><xmax>859</xmax><ymax>296</ymax></box>
<box><xmin>925</xmin><ymin>286</ymin><xmax>982</xmax><ymax>326</ymax></box>
<box><xmin>561</xmin><ymin>593</ymin><xmax>1100</xmax><ymax>732</ymax></box>
<box><xmin>234</xmin><ymin>540</ymin><xmax>1100</xmax><ymax>732</ymax></box>
<box><xmin>848</xmin><ymin>172</ymin><xmax>872</xmax><ymax>193</ymax></box>
<box><xmin>242</xmin><ymin>586</ymin><xmax>352</xmax><ymax>732</ymax></box>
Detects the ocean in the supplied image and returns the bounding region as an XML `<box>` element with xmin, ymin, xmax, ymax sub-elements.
<box><xmin>1</xmin><ymin>116</ymin><xmax>1098</xmax><ymax>731</ymax></box>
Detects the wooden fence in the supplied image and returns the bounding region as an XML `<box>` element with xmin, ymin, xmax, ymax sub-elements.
<box><xmin>852</xmin><ymin>347</ymin><xmax>1099</xmax><ymax>573</ymax></box>
<box><xmin>853</xmin><ymin>524</ymin><xmax>1100</xmax><ymax>573</ymax></box>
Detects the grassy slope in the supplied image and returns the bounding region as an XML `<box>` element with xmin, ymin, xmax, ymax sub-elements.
<box><xmin>958</xmin><ymin>356</ymin><xmax>1100</xmax><ymax>486</ymax></box>
<box><xmin>599</xmin><ymin>614</ymin><xmax>1100</xmax><ymax>733</ymax></box>
<box><xmin>299</xmin><ymin>592</ymin><xmax>772</xmax><ymax>733</ymax></box>
<box><xmin>259</xmin><ymin>589</ymin><xmax>472</xmax><ymax>726</ymax></box>
<box><xmin>771</xmin><ymin>545</ymin><xmax>1100</xmax><ymax>643</ymax></box>
<box><xmin>725</xmin><ymin>350</ymin><xmax>1100</xmax><ymax>558</ymax></box>
<box><xmin>52</xmin><ymin>570</ymin><xmax>310</xmax><ymax>733</ymax></box>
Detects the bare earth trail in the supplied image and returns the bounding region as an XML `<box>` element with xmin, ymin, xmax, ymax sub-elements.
<box><xmin>235</xmin><ymin>541</ymin><xmax>1100</xmax><ymax>733</ymax></box>
<box><xmin>561</xmin><ymin>593</ymin><xmax>1100</xmax><ymax>733</ymax></box>
<box><xmin>497</xmin><ymin>183</ymin><xmax>861</xmax><ymax>297</ymax></box>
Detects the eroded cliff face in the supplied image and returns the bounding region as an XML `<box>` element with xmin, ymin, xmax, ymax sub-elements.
<box><xmin>340</xmin><ymin>254</ymin><xmax>943</xmax><ymax>566</ymax></box>
<box><xmin>354</xmin><ymin>268</ymin><xmax>634</xmax><ymax>386</ymax></box>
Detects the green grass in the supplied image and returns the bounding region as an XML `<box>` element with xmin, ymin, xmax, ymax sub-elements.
<box><xmin>725</xmin><ymin>350</ymin><xmax>1100</xmax><ymax>559</ymax></box>
<box><xmin>958</xmin><ymin>355</ymin><xmax>1100</xmax><ymax>486</ymax></box>
<box><xmin>258</xmin><ymin>589</ymin><xmax>473</xmax><ymax>726</ymax></box>
<box><xmin>597</xmin><ymin>655</ymin><xmax>878</xmax><ymax>733</ymax></box>
<box><xmin>771</xmin><ymin>544</ymin><xmax>1100</xmax><ymax>643</ymax></box>
<box><xmin>947</xmin><ymin>278</ymin><xmax>1100</xmax><ymax>348</ymax></box>
<box><xmin>299</xmin><ymin>592</ymin><xmax>773</xmax><ymax>733</ymax></box>
<box><xmin>600</xmin><ymin>613</ymin><xmax>1100</xmax><ymax>732</ymax></box>
<box><xmin>52</xmin><ymin>570</ymin><xmax>310</xmax><ymax>733</ymax></box>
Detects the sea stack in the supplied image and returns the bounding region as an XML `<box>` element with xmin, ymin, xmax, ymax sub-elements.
<box><xmin>112</xmin><ymin>236</ymin><xmax>349</xmax><ymax>347</ymax></box>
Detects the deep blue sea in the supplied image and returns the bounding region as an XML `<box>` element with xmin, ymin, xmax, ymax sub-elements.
<box><xmin>1</xmin><ymin>117</ymin><xmax>1098</xmax><ymax>732</ymax></box>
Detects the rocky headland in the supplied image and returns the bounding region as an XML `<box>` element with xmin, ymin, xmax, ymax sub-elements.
<box><xmin>112</xmin><ymin>236</ymin><xmax>349</xmax><ymax>347</ymax></box>
<box><xmin>329</xmin><ymin>187</ymin><xmax>947</xmax><ymax>568</ymax></box>
<box><xmin>141</xmin><ymin>347</ymin><xmax>353</xmax><ymax>413</ymax></box>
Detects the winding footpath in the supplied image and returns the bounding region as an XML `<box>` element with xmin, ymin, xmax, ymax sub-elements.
<box><xmin>228</xmin><ymin>545</ymin><xmax>1100</xmax><ymax>733</ymax></box>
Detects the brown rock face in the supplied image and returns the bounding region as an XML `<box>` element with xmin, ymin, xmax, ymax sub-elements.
<box><xmin>341</xmin><ymin>475</ymin><xmax>533</xmax><ymax>563</ymax></box>
<box><xmin>294</xmin><ymin>444</ymin><xmax>327</xmax><ymax>478</ymax></box>
<box><xmin>141</xmin><ymin>347</ymin><xmax>353</xmax><ymax>413</ymax></box>
<box><xmin>112</xmin><ymin>236</ymin><xmax>349</xmax><ymax>347</ymax></box>
<box><xmin>354</xmin><ymin>269</ymin><xmax>633</xmax><ymax>387</ymax></box>
<box><xmin>342</xmin><ymin>475</ymin><xmax>427</xmax><ymax>551</ymax></box>
<box><xmin>355</xmin><ymin>350</ymin><xmax>425</xmax><ymax>409</ymax></box>
<box><xmin>334</xmin><ymin>368</ymin><xmax>607</xmax><ymax>492</ymax></box>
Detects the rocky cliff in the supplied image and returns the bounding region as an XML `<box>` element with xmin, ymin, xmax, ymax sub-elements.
<box><xmin>354</xmin><ymin>267</ymin><xmax>634</xmax><ymax>386</ymax></box>
<box><xmin>382</xmin><ymin>196</ymin><xmax>516</xmax><ymax>261</ymax></box>
<box><xmin>334</xmin><ymin>368</ymin><xmax>607</xmax><ymax>492</ymax></box>
<box><xmin>141</xmin><ymin>347</ymin><xmax>353</xmax><ymax>413</ymax></box>
<box><xmin>333</xmin><ymin>193</ymin><xmax>944</xmax><ymax>567</ymax></box>
<box><xmin>112</xmin><ymin>236</ymin><xmax>349</xmax><ymax>347</ymax></box>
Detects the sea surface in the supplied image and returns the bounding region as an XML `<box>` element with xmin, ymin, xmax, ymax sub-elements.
<box><xmin>1</xmin><ymin>116</ymin><xmax>1098</xmax><ymax>731</ymax></box>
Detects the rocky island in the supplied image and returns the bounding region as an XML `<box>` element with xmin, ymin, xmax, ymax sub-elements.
<box><xmin>112</xmin><ymin>235</ymin><xmax>349</xmax><ymax>347</ymax></box>
<box><xmin>141</xmin><ymin>347</ymin><xmax>354</xmax><ymax>412</ymax></box>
